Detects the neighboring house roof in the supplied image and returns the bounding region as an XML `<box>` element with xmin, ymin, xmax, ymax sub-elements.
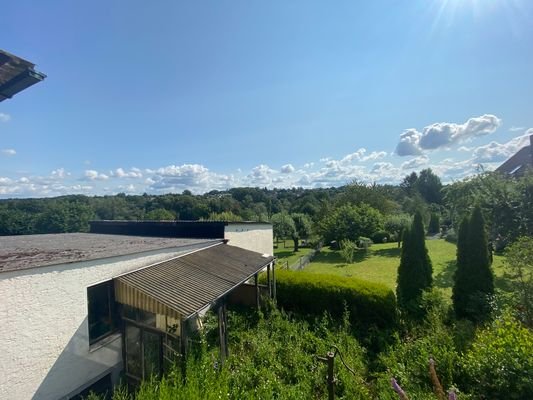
<box><xmin>0</xmin><ymin>50</ymin><xmax>46</xmax><ymax>102</ymax></box>
<box><xmin>0</xmin><ymin>233</ymin><xmax>220</xmax><ymax>273</ymax></box>
<box><xmin>116</xmin><ymin>243</ymin><xmax>274</xmax><ymax>319</ymax></box>
<box><xmin>495</xmin><ymin>135</ymin><xmax>533</xmax><ymax>177</ymax></box>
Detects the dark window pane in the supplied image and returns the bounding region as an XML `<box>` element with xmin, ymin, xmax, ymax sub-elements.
<box><xmin>87</xmin><ymin>281</ymin><xmax>116</xmax><ymax>343</ymax></box>
<box><xmin>143</xmin><ymin>331</ymin><xmax>161</xmax><ymax>377</ymax></box>
<box><xmin>122</xmin><ymin>304</ymin><xmax>137</xmax><ymax>321</ymax></box>
<box><xmin>137</xmin><ymin>309</ymin><xmax>156</xmax><ymax>327</ymax></box>
<box><xmin>163</xmin><ymin>335</ymin><xmax>181</xmax><ymax>372</ymax></box>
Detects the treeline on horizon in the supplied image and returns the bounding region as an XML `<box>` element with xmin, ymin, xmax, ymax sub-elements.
<box><xmin>1</xmin><ymin>168</ymin><xmax>532</xmax><ymax>248</ymax></box>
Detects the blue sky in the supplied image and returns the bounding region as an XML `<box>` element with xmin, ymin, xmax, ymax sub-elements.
<box><xmin>1</xmin><ymin>0</ymin><xmax>533</xmax><ymax>197</ymax></box>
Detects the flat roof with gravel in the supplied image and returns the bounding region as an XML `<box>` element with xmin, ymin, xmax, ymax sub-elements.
<box><xmin>0</xmin><ymin>233</ymin><xmax>220</xmax><ymax>273</ymax></box>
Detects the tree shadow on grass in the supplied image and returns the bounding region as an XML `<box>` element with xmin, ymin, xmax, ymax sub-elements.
<box><xmin>372</xmin><ymin>247</ymin><xmax>401</xmax><ymax>258</ymax></box>
<box><xmin>433</xmin><ymin>260</ymin><xmax>513</xmax><ymax>293</ymax></box>
<box><xmin>275</xmin><ymin>250</ymin><xmax>296</xmax><ymax>259</ymax></box>
<box><xmin>334</xmin><ymin>264</ymin><xmax>348</xmax><ymax>268</ymax></box>
<box><xmin>495</xmin><ymin>272</ymin><xmax>514</xmax><ymax>292</ymax></box>
<box><xmin>434</xmin><ymin>260</ymin><xmax>456</xmax><ymax>288</ymax></box>
<box><xmin>313</xmin><ymin>249</ymin><xmax>370</xmax><ymax>265</ymax></box>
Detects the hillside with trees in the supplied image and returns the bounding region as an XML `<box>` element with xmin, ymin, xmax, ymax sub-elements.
<box><xmin>2</xmin><ymin>168</ymin><xmax>533</xmax><ymax>399</ymax></box>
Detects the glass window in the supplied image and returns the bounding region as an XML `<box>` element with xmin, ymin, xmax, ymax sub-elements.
<box><xmin>121</xmin><ymin>304</ymin><xmax>156</xmax><ymax>327</ymax></box>
<box><xmin>87</xmin><ymin>280</ymin><xmax>117</xmax><ymax>344</ymax></box>
<box><xmin>125</xmin><ymin>325</ymin><xmax>142</xmax><ymax>378</ymax></box>
<box><xmin>143</xmin><ymin>330</ymin><xmax>161</xmax><ymax>377</ymax></box>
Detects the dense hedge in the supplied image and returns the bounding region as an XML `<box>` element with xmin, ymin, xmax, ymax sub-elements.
<box><xmin>270</xmin><ymin>270</ymin><xmax>398</xmax><ymax>331</ymax></box>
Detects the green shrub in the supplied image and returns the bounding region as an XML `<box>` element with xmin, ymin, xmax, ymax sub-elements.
<box><xmin>357</xmin><ymin>236</ymin><xmax>372</xmax><ymax>249</ymax></box>
<box><xmin>106</xmin><ymin>309</ymin><xmax>372</xmax><ymax>400</ymax></box>
<box><xmin>461</xmin><ymin>314</ymin><xmax>533</xmax><ymax>399</ymax></box>
<box><xmin>504</xmin><ymin>236</ymin><xmax>533</xmax><ymax>327</ymax></box>
<box><xmin>271</xmin><ymin>270</ymin><xmax>398</xmax><ymax>332</ymax></box>
<box><xmin>428</xmin><ymin>213</ymin><xmax>440</xmax><ymax>234</ymax></box>
<box><xmin>444</xmin><ymin>228</ymin><xmax>457</xmax><ymax>243</ymax></box>
<box><xmin>339</xmin><ymin>239</ymin><xmax>357</xmax><ymax>264</ymax></box>
<box><xmin>371</xmin><ymin>230</ymin><xmax>390</xmax><ymax>244</ymax></box>
<box><xmin>374</xmin><ymin>311</ymin><xmax>460</xmax><ymax>399</ymax></box>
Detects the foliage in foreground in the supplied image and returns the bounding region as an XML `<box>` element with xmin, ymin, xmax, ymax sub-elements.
<box><xmin>460</xmin><ymin>313</ymin><xmax>533</xmax><ymax>399</ymax></box>
<box><xmin>504</xmin><ymin>236</ymin><xmax>533</xmax><ymax>327</ymax></box>
<box><xmin>94</xmin><ymin>303</ymin><xmax>533</xmax><ymax>400</ymax></box>
<box><xmin>108</xmin><ymin>309</ymin><xmax>372</xmax><ymax>400</ymax></box>
<box><xmin>374</xmin><ymin>304</ymin><xmax>533</xmax><ymax>400</ymax></box>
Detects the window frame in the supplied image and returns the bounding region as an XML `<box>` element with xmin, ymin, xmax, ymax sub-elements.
<box><xmin>87</xmin><ymin>280</ymin><xmax>118</xmax><ymax>345</ymax></box>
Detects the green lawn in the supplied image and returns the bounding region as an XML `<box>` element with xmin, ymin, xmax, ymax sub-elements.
<box><xmin>274</xmin><ymin>240</ymin><xmax>314</xmax><ymax>268</ymax></box>
<box><xmin>305</xmin><ymin>239</ymin><xmax>506</xmax><ymax>296</ymax></box>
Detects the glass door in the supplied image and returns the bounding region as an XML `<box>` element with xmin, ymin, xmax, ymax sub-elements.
<box><xmin>143</xmin><ymin>330</ymin><xmax>162</xmax><ymax>378</ymax></box>
<box><xmin>125</xmin><ymin>324</ymin><xmax>142</xmax><ymax>380</ymax></box>
<box><xmin>124</xmin><ymin>322</ymin><xmax>163</xmax><ymax>381</ymax></box>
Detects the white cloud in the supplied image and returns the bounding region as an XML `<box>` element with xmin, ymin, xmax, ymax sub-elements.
<box><xmin>280</xmin><ymin>164</ymin><xmax>295</xmax><ymax>173</ymax></box>
<box><xmin>471</xmin><ymin>133</ymin><xmax>531</xmax><ymax>163</ymax></box>
<box><xmin>0</xmin><ymin>113</ymin><xmax>11</xmax><ymax>122</ymax></box>
<box><xmin>395</xmin><ymin>114</ymin><xmax>501</xmax><ymax>156</ymax></box>
<box><xmin>117</xmin><ymin>184</ymin><xmax>137</xmax><ymax>193</ymax></box>
<box><xmin>340</xmin><ymin>148</ymin><xmax>387</xmax><ymax>164</ymax></box>
<box><xmin>509</xmin><ymin>126</ymin><xmax>525</xmax><ymax>132</ymax></box>
<box><xmin>111</xmin><ymin>167</ymin><xmax>143</xmax><ymax>179</ymax></box>
<box><xmin>1</xmin><ymin>127</ymin><xmax>528</xmax><ymax>198</ymax></box>
<box><xmin>149</xmin><ymin>163</ymin><xmax>234</xmax><ymax>193</ymax></box>
<box><xmin>51</xmin><ymin>168</ymin><xmax>70</xmax><ymax>179</ymax></box>
<box><xmin>247</xmin><ymin>164</ymin><xmax>276</xmax><ymax>185</ymax></box>
<box><xmin>401</xmin><ymin>155</ymin><xmax>429</xmax><ymax>170</ymax></box>
<box><xmin>83</xmin><ymin>170</ymin><xmax>109</xmax><ymax>181</ymax></box>
<box><xmin>1</xmin><ymin>149</ymin><xmax>16</xmax><ymax>156</ymax></box>
<box><xmin>396</xmin><ymin>129</ymin><xmax>423</xmax><ymax>156</ymax></box>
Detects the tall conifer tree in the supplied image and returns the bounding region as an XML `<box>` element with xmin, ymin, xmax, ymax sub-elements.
<box><xmin>453</xmin><ymin>206</ymin><xmax>494</xmax><ymax>321</ymax></box>
<box><xmin>397</xmin><ymin>211</ymin><xmax>433</xmax><ymax>317</ymax></box>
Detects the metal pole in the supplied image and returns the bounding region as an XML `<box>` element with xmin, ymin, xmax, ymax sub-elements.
<box><xmin>267</xmin><ymin>263</ymin><xmax>271</xmax><ymax>298</ymax></box>
<box><xmin>223</xmin><ymin>302</ymin><xmax>229</xmax><ymax>358</ymax></box>
<box><xmin>272</xmin><ymin>262</ymin><xmax>276</xmax><ymax>301</ymax></box>
<box><xmin>254</xmin><ymin>273</ymin><xmax>260</xmax><ymax>309</ymax></box>
<box><xmin>218</xmin><ymin>305</ymin><xmax>226</xmax><ymax>365</ymax></box>
<box><xmin>327</xmin><ymin>351</ymin><xmax>335</xmax><ymax>400</ymax></box>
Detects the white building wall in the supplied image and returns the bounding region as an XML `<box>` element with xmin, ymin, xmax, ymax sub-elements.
<box><xmin>224</xmin><ymin>223</ymin><xmax>273</xmax><ymax>256</ymax></box>
<box><xmin>0</xmin><ymin>248</ymin><xmax>194</xmax><ymax>400</ymax></box>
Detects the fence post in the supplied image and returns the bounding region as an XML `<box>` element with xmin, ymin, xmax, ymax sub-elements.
<box><xmin>327</xmin><ymin>351</ymin><xmax>335</xmax><ymax>400</ymax></box>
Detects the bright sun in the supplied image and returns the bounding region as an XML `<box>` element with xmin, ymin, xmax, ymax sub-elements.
<box><xmin>430</xmin><ymin>0</ymin><xmax>526</xmax><ymax>32</ymax></box>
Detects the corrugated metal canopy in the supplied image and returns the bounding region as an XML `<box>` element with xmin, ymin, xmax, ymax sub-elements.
<box><xmin>115</xmin><ymin>244</ymin><xmax>274</xmax><ymax>319</ymax></box>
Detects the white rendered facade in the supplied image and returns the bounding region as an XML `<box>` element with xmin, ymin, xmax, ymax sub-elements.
<box><xmin>224</xmin><ymin>223</ymin><xmax>273</xmax><ymax>256</ymax></box>
<box><xmin>0</xmin><ymin>248</ymin><xmax>198</xmax><ymax>400</ymax></box>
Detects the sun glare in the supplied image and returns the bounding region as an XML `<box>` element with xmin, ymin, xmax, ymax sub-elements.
<box><xmin>429</xmin><ymin>0</ymin><xmax>527</xmax><ymax>35</ymax></box>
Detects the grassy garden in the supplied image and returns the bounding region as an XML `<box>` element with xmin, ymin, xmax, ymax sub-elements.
<box><xmin>304</xmin><ymin>239</ymin><xmax>506</xmax><ymax>297</ymax></box>
<box><xmin>274</xmin><ymin>239</ymin><xmax>315</xmax><ymax>268</ymax></box>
